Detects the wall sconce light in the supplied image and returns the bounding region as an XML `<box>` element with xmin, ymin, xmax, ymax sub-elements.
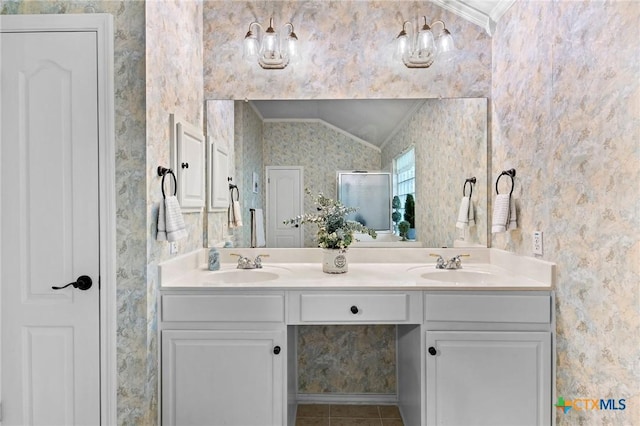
<box><xmin>243</xmin><ymin>18</ymin><xmax>298</xmax><ymax>69</ymax></box>
<box><xmin>394</xmin><ymin>17</ymin><xmax>455</xmax><ymax>68</ymax></box>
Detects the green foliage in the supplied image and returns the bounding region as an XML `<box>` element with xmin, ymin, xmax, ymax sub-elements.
<box><xmin>283</xmin><ymin>189</ymin><xmax>377</xmax><ymax>249</ymax></box>
<box><xmin>404</xmin><ymin>194</ymin><xmax>415</xmax><ymax>228</ymax></box>
<box><xmin>392</xmin><ymin>195</ymin><xmax>402</xmax><ymax>225</ymax></box>
<box><xmin>392</xmin><ymin>195</ymin><xmax>402</xmax><ymax>209</ymax></box>
<box><xmin>398</xmin><ymin>220</ymin><xmax>410</xmax><ymax>241</ymax></box>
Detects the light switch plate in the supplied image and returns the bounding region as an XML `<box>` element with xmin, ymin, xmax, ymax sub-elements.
<box><xmin>532</xmin><ymin>231</ymin><xmax>543</xmax><ymax>255</ymax></box>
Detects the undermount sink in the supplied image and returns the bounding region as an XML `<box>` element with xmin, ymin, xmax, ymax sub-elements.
<box><xmin>419</xmin><ymin>269</ymin><xmax>508</xmax><ymax>285</ymax></box>
<box><xmin>205</xmin><ymin>269</ymin><xmax>280</xmax><ymax>284</ymax></box>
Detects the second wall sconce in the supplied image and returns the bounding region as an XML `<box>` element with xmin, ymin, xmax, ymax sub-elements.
<box><xmin>243</xmin><ymin>18</ymin><xmax>299</xmax><ymax>69</ymax></box>
<box><xmin>394</xmin><ymin>16</ymin><xmax>455</xmax><ymax>68</ymax></box>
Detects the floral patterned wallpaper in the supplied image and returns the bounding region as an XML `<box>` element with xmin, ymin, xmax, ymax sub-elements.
<box><xmin>203</xmin><ymin>0</ymin><xmax>492</xmax><ymax>99</ymax></box>
<box><xmin>491</xmin><ymin>1</ymin><xmax>640</xmax><ymax>424</ymax></box>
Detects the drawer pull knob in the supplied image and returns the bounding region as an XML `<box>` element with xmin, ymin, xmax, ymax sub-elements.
<box><xmin>428</xmin><ymin>346</ymin><xmax>437</xmax><ymax>356</ymax></box>
<box><xmin>273</xmin><ymin>346</ymin><xmax>281</xmax><ymax>355</ymax></box>
<box><xmin>350</xmin><ymin>305</ymin><xmax>359</xmax><ymax>314</ymax></box>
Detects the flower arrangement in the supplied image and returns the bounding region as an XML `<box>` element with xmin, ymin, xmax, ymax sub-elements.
<box><xmin>284</xmin><ymin>190</ymin><xmax>377</xmax><ymax>249</ymax></box>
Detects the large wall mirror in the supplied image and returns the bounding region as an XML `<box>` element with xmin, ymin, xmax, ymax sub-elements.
<box><xmin>205</xmin><ymin>98</ymin><xmax>488</xmax><ymax>249</ymax></box>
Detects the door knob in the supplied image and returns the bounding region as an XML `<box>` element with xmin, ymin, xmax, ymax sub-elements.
<box><xmin>52</xmin><ymin>275</ymin><xmax>93</xmax><ymax>291</ymax></box>
<box><xmin>428</xmin><ymin>346</ymin><xmax>437</xmax><ymax>356</ymax></box>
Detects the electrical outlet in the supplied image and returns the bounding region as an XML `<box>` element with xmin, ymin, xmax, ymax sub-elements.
<box><xmin>532</xmin><ymin>231</ymin><xmax>543</xmax><ymax>255</ymax></box>
<box><xmin>169</xmin><ymin>241</ymin><xmax>178</xmax><ymax>255</ymax></box>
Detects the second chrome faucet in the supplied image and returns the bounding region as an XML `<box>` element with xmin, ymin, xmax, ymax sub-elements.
<box><xmin>231</xmin><ymin>253</ymin><xmax>269</xmax><ymax>269</ymax></box>
<box><xmin>430</xmin><ymin>253</ymin><xmax>470</xmax><ymax>270</ymax></box>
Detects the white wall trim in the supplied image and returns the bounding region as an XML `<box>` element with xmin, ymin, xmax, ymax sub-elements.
<box><xmin>295</xmin><ymin>393</ymin><xmax>398</xmax><ymax>405</ymax></box>
<box><xmin>0</xmin><ymin>13</ymin><xmax>118</xmax><ymax>426</ymax></box>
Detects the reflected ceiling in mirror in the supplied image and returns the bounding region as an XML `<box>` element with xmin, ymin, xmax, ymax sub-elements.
<box><xmin>251</xmin><ymin>99</ymin><xmax>425</xmax><ymax>148</ymax></box>
<box><xmin>206</xmin><ymin>98</ymin><xmax>488</xmax><ymax>249</ymax></box>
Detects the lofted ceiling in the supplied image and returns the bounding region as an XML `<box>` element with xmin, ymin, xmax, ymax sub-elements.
<box><xmin>249</xmin><ymin>2</ymin><xmax>514</xmax><ymax>148</ymax></box>
<box><xmin>251</xmin><ymin>99</ymin><xmax>425</xmax><ymax>149</ymax></box>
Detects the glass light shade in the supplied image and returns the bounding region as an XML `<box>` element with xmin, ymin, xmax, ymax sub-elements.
<box><xmin>260</xmin><ymin>31</ymin><xmax>280</xmax><ymax>60</ymax></box>
<box><xmin>416</xmin><ymin>28</ymin><xmax>435</xmax><ymax>57</ymax></box>
<box><xmin>394</xmin><ymin>33</ymin><xmax>409</xmax><ymax>60</ymax></box>
<box><xmin>436</xmin><ymin>29</ymin><xmax>455</xmax><ymax>54</ymax></box>
<box><xmin>286</xmin><ymin>34</ymin><xmax>298</xmax><ymax>63</ymax></box>
<box><xmin>243</xmin><ymin>33</ymin><xmax>259</xmax><ymax>61</ymax></box>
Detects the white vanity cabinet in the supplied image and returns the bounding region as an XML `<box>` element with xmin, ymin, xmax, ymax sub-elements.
<box><xmin>158</xmin><ymin>258</ymin><xmax>555</xmax><ymax>426</ymax></box>
<box><xmin>424</xmin><ymin>292</ymin><xmax>553</xmax><ymax>426</ymax></box>
<box><xmin>160</xmin><ymin>292</ymin><xmax>287</xmax><ymax>426</ymax></box>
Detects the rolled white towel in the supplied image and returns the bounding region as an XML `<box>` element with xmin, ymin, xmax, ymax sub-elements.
<box><xmin>157</xmin><ymin>196</ymin><xmax>188</xmax><ymax>242</ymax></box>
<box><xmin>456</xmin><ymin>196</ymin><xmax>475</xmax><ymax>229</ymax></box>
<box><xmin>491</xmin><ymin>194</ymin><xmax>517</xmax><ymax>233</ymax></box>
<box><xmin>491</xmin><ymin>194</ymin><xmax>510</xmax><ymax>233</ymax></box>
<box><xmin>228</xmin><ymin>200</ymin><xmax>243</xmax><ymax>228</ymax></box>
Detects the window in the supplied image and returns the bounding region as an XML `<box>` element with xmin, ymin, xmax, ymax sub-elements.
<box><xmin>393</xmin><ymin>147</ymin><xmax>415</xmax><ymax>220</ymax></box>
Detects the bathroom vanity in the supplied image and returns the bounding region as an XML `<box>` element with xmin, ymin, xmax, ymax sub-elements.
<box><xmin>158</xmin><ymin>248</ymin><xmax>555</xmax><ymax>426</ymax></box>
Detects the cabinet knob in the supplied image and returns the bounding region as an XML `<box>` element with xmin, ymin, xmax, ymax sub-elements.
<box><xmin>181</xmin><ymin>162</ymin><xmax>189</xmax><ymax>169</ymax></box>
<box><xmin>350</xmin><ymin>305</ymin><xmax>359</xmax><ymax>314</ymax></box>
<box><xmin>428</xmin><ymin>346</ymin><xmax>437</xmax><ymax>356</ymax></box>
<box><xmin>273</xmin><ymin>345</ymin><xmax>281</xmax><ymax>355</ymax></box>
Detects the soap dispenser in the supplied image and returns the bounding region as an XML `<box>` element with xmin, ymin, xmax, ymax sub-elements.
<box><xmin>208</xmin><ymin>247</ymin><xmax>220</xmax><ymax>271</ymax></box>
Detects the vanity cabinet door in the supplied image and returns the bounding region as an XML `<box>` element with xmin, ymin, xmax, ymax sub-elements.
<box><xmin>426</xmin><ymin>331</ymin><xmax>551</xmax><ymax>426</ymax></box>
<box><xmin>162</xmin><ymin>329</ymin><xmax>285</xmax><ymax>426</ymax></box>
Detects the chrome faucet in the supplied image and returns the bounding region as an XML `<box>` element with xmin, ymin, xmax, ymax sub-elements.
<box><xmin>430</xmin><ymin>253</ymin><xmax>470</xmax><ymax>270</ymax></box>
<box><xmin>231</xmin><ymin>253</ymin><xmax>269</xmax><ymax>269</ymax></box>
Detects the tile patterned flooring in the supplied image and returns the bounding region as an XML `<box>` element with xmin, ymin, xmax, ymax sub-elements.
<box><xmin>295</xmin><ymin>404</ymin><xmax>404</xmax><ymax>426</ymax></box>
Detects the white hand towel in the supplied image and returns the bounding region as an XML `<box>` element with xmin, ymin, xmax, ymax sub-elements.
<box><xmin>157</xmin><ymin>196</ymin><xmax>188</xmax><ymax>242</ymax></box>
<box><xmin>507</xmin><ymin>197</ymin><xmax>517</xmax><ymax>230</ymax></box>
<box><xmin>491</xmin><ymin>194</ymin><xmax>517</xmax><ymax>233</ymax></box>
<box><xmin>251</xmin><ymin>209</ymin><xmax>266</xmax><ymax>248</ymax></box>
<box><xmin>455</xmin><ymin>196</ymin><xmax>476</xmax><ymax>229</ymax></box>
<box><xmin>228</xmin><ymin>200</ymin><xmax>243</xmax><ymax>228</ymax></box>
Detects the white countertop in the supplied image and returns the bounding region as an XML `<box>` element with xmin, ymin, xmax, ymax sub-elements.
<box><xmin>159</xmin><ymin>248</ymin><xmax>554</xmax><ymax>291</ymax></box>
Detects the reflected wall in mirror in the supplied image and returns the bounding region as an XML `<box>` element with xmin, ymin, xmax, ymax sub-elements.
<box><xmin>205</xmin><ymin>98</ymin><xmax>487</xmax><ymax>249</ymax></box>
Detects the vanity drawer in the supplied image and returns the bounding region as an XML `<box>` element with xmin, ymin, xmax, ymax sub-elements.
<box><xmin>425</xmin><ymin>292</ymin><xmax>551</xmax><ymax>324</ymax></box>
<box><xmin>162</xmin><ymin>293</ymin><xmax>285</xmax><ymax>323</ymax></box>
<box><xmin>289</xmin><ymin>291</ymin><xmax>422</xmax><ymax>324</ymax></box>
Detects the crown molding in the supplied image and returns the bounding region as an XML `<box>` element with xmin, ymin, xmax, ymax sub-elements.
<box><xmin>430</xmin><ymin>0</ymin><xmax>516</xmax><ymax>36</ymax></box>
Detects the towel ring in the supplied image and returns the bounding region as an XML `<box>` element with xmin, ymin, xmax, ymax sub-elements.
<box><xmin>463</xmin><ymin>177</ymin><xmax>476</xmax><ymax>197</ymax></box>
<box><xmin>161</xmin><ymin>170</ymin><xmax>177</xmax><ymax>199</ymax></box>
<box><xmin>495</xmin><ymin>169</ymin><xmax>516</xmax><ymax>196</ymax></box>
<box><xmin>229</xmin><ymin>184</ymin><xmax>239</xmax><ymax>201</ymax></box>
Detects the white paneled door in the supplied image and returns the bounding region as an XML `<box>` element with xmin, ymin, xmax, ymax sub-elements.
<box><xmin>266</xmin><ymin>167</ymin><xmax>303</xmax><ymax>248</ymax></box>
<box><xmin>1</xmin><ymin>28</ymin><xmax>101</xmax><ymax>425</ymax></box>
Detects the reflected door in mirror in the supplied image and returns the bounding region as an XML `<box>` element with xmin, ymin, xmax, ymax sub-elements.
<box><xmin>266</xmin><ymin>166</ymin><xmax>303</xmax><ymax>247</ymax></box>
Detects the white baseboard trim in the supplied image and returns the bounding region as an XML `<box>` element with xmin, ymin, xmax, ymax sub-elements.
<box><xmin>296</xmin><ymin>393</ymin><xmax>398</xmax><ymax>405</ymax></box>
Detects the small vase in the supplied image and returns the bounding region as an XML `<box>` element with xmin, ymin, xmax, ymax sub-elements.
<box><xmin>322</xmin><ymin>248</ymin><xmax>348</xmax><ymax>274</ymax></box>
